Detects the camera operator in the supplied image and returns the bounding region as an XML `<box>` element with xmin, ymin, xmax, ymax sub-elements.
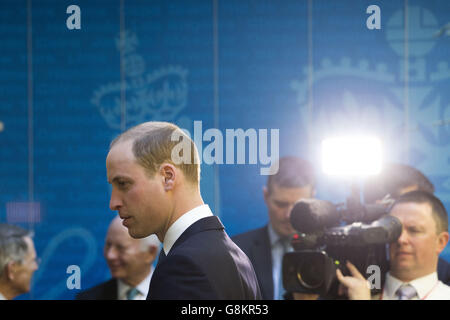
<box><xmin>337</xmin><ymin>191</ymin><xmax>450</xmax><ymax>300</ymax></box>
<box><xmin>363</xmin><ymin>163</ymin><xmax>450</xmax><ymax>285</ymax></box>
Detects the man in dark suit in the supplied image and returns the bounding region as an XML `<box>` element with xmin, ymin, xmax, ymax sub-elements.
<box><xmin>232</xmin><ymin>157</ymin><xmax>316</xmax><ymax>300</ymax></box>
<box><xmin>363</xmin><ymin>163</ymin><xmax>450</xmax><ymax>285</ymax></box>
<box><xmin>106</xmin><ymin>121</ymin><xmax>261</xmax><ymax>300</ymax></box>
<box><xmin>76</xmin><ymin>216</ymin><xmax>160</xmax><ymax>300</ymax></box>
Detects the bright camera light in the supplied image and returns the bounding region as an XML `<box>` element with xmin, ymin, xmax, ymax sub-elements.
<box><xmin>322</xmin><ymin>136</ymin><xmax>382</xmax><ymax>176</ymax></box>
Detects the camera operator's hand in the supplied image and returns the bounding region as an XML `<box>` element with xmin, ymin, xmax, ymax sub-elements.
<box><xmin>336</xmin><ymin>261</ymin><xmax>371</xmax><ymax>300</ymax></box>
<box><xmin>292</xmin><ymin>292</ymin><xmax>320</xmax><ymax>300</ymax></box>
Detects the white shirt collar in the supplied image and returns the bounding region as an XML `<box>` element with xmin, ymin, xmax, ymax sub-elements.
<box><xmin>163</xmin><ymin>204</ymin><xmax>213</xmax><ymax>255</ymax></box>
<box><xmin>0</xmin><ymin>291</ymin><xmax>6</xmax><ymax>300</ymax></box>
<box><xmin>384</xmin><ymin>272</ymin><xmax>439</xmax><ymax>300</ymax></box>
<box><xmin>117</xmin><ymin>266</ymin><xmax>154</xmax><ymax>300</ymax></box>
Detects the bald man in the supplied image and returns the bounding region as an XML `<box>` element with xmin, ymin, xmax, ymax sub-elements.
<box><xmin>76</xmin><ymin>217</ymin><xmax>160</xmax><ymax>300</ymax></box>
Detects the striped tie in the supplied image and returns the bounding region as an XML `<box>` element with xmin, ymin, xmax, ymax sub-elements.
<box><xmin>396</xmin><ymin>284</ymin><xmax>417</xmax><ymax>300</ymax></box>
<box><xmin>126</xmin><ymin>287</ymin><xmax>139</xmax><ymax>300</ymax></box>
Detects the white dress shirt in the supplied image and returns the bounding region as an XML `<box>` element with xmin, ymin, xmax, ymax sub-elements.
<box><xmin>0</xmin><ymin>291</ymin><xmax>6</xmax><ymax>300</ymax></box>
<box><xmin>163</xmin><ymin>204</ymin><xmax>213</xmax><ymax>255</ymax></box>
<box><xmin>117</xmin><ymin>266</ymin><xmax>154</xmax><ymax>300</ymax></box>
<box><xmin>381</xmin><ymin>272</ymin><xmax>450</xmax><ymax>300</ymax></box>
<box><xmin>267</xmin><ymin>223</ymin><xmax>293</xmax><ymax>300</ymax></box>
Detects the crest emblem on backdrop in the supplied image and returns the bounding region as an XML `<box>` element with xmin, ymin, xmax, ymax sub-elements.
<box><xmin>91</xmin><ymin>30</ymin><xmax>189</xmax><ymax>129</ymax></box>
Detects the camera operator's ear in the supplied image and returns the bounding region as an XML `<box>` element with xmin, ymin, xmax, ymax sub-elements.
<box><xmin>436</xmin><ymin>231</ymin><xmax>449</xmax><ymax>254</ymax></box>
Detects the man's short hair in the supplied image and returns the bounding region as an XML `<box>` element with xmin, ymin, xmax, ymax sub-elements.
<box><xmin>110</xmin><ymin>121</ymin><xmax>200</xmax><ymax>185</ymax></box>
<box><xmin>390</xmin><ymin>190</ymin><xmax>448</xmax><ymax>234</ymax></box>
<box><xmin>266</xmin><ymin>156</ymin><xmax>315</xmax><ymax>194</ymax></box>
<box><xmin>364</xmin><ymin>163</ymin><xmax>435</xmax><ymax>204</ymax></box>
<box><xmin>0</xmin><ymin>224</ymin><xmax>33</xmax><ymax>277</ymax></box>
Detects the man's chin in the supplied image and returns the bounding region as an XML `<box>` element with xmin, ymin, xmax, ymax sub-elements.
<box><xmin>128</xmin><ymin>230</ymin><xmax>149</xmax><ymax>239</ymax></box>
<box><xmin>390</xmin><ymin>262</ymin><xmax>415</xmax><ymax>276</ymax></box>
<box><xmin>277</xmin><ymin>229</ymin><xmax>295</xmax><ymax>239</ymax></box>
<box><xmin>110</xmin><ymin>270</ymin><xmax>126</xmax><ymax>279</ymax></box>
<box><xmin>127</xmin><ymin>227</ymin><xmax>141</xmax><ymax>239</ymax></box>
<box><xmin>392</xmin><ymin>254</ymin><xmax>415</xmax><ymax>266</ymax></box>
<box><xmin>282</xmin><ymin>226</ymin><xmax>296</xmax><ymax>236</ymax></box>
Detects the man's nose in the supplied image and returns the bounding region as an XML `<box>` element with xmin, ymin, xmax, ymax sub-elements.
<box><xmin>396</xmin><ymin>228</ymin><xmax>409</xmax><ymax>244</ymax></box>
<box><xmin>105</xmin><ymin>246</ymin><xmax>118</xmax><ymax>260</ymax></box>
<box><xmin>109</xmin><ymin>189</ymin><xmax>122</xmax><ymax>211</ymax></box>
<box><xmin>286</xmin><ymin>204</ymin><xmax>295</xmax><ymax>219</ymax></box>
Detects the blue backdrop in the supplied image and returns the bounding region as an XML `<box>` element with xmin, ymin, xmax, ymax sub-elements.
<box><xmin>0</xmin><ymin>0</ymin><xmax>449</xmax><ymax>299</ymax></box>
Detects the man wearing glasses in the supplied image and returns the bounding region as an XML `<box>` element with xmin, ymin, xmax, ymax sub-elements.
<box><xmin>0</xmin><ymin>224</ymin><xmax>39</xmax><ymax>300</ymax></box>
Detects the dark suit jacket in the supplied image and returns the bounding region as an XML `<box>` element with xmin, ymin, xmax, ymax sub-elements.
<box><xmin>75</xmin><ymin>278</ymin><xmax>118</xmax><ymax>300</ymax></box>
<box><xmin>147</xmin><ymin>216</ymin><xmax>261</xmax><ymax>300</ymax></box>
<box><xmin>232</xmin><ymin>225</ymin><xmax>274</xmax><ymax>300</ymax></box>
<box><xmin>438</xmin><ymin>257</ymin><xmax>450</xmax><ymax>285</ymax></box>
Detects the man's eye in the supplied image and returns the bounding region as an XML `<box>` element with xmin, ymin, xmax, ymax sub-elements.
<box><xmin>117</xmin><ymin>181</ymin><xmax>129</xmax><ymax>187</ymax></box>
<box><xmin>274</xmin><ymin>202</ymin><xmax>289</xmax><ymax>208</ymax></box>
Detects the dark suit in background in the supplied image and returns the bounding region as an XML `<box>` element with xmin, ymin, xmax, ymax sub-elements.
<box><xmin>75</xmin><ymin>279</ymin><xmax>117</xmax><ymax>300</ymax></box>
<box><xmin>231</xmin><ymin>157</ymin><xmax>316</xmax><ymax>300</ymax></box>
<box><xmin>232</xmin><ymin>226</ymin><xmax>273</xmax><ymax>300</ymax></box>
<box><xmin>438</xmin><ymin>258</ymin><xmax>450</xmax><ymax>285</ymax></box>
<box><xmin>147</xmin><ymin>216</ymin><xmax>262</xmax><ymax>300</ymax></box>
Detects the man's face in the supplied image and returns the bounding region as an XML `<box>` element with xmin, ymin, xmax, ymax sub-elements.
<box><xmin>389</xmin><ymin>202</ymin><xmax>449</xmax><ymax>281</ymax></box>
<box><xmin>106</xmin><ymin>140</ymin><xmax>170</xmax><ymax>239</ymax></box>
<box><xmin>12</xmin><ymin>236</ymin><xmax>38</xmax><ymax>295</ymax></box>
<box><xmin>264</xmin><ymin>184</ymin><xmax>314</xmax><ymax>238</ymax></box>
<box><xmin>104</xmin><ymin>219</ymin><xmax>154</xmax><ymax>284</ymax></box>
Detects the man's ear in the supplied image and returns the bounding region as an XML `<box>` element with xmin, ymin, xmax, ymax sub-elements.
<box><xmin>5</xmin><ymin>261</ymin><xmax>17</xmax><ymax>281</ymax></box>
<box><xmin>263</xmin><ymin>186</ymin><xmax>269</xmax><ymax>204</ymax></box>
<box><xmin>149</xmin><ymin>246</ymin><xmax>158</xmax><ymax>262</ymax></box>
<box><xmin>159</xmin><ymin>163</ymin><xmax>176</xmax><ymax>191</ymax></box>
<box><xmin>142</xmin><ymin>246</ymin><xmax>158</xmax><ymax>264</ymax></box>
<box><xmin>437</xmin><ymin>231</ymin><xmax>449</xmax><ymax>254</ymax></box>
